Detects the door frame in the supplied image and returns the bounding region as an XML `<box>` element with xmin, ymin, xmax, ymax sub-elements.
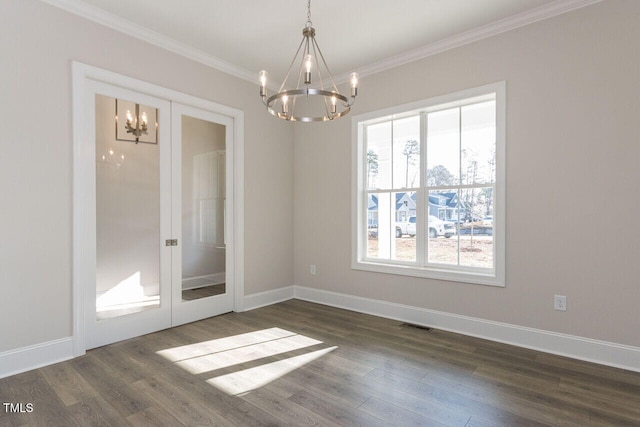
<box><xmin>72</xmin><ymin>62</ymin><xmax>245</xmax><ymax>356</ymax></box>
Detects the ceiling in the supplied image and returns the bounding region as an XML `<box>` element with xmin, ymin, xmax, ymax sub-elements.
<box><xmin>45</xmin><ymin>0</ymin><xmax>596</xmax><ymax>84</ymax></box>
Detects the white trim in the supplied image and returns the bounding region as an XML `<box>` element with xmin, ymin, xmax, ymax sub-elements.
<box><xmin>242</xmin><ymin>286</ymin><xmax>295</xmax><ymax>312</ymax></box>
<box><xmin>42</xmin><ymin>0</ymin><xmax>600</xmax><ymax>88</ymax></box>
<box><xmin>0</xmin><ymin>338</ymin><xmax>75</xmax><ymax>380</ymax></box>
<box><xmin>352</xmin><ymin>82</ymin><xmax>506</xmax><ymax>287</ymax></box>
<box><xmin>40</xmin><ymin>0</ymin><xmax>256</xmax><ymax>85</ymax></box>
<box><xmin>294</xmin><ymin>286</ymin><xmax>640</xmax><ymax>373</ymax></box>
<box><xmin>7</xmin><ymin>284</ymin><xmax>640</xmax><ymax>377</ymax></box>
<box><xmin>338</xmin><ymin>0</ymin><xmax>603</xmax><ymax>84</ymax></box>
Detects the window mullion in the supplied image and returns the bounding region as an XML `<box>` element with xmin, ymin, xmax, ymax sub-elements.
<box><xmin>361</xmin><ymin>125</ymin><xmax>369</xmax><ymax>261</ymax></box>
<box><xmin>417</xmin><ymin>112</ymin><xmax>427</xmax><ymax>266</ymax></box>
<box><xmin>457</xmin><ymin>106</ymin><xmax>462</xmax><ymax>266</ymax></box>
<box><xmin>389</xmin><ymin>121</ymin><xmax>395</xmax><ymax>259</ymax></box>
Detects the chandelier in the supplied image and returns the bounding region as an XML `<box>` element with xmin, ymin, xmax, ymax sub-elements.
<box><xmin>259</xmin><ymin>0</ymin><xmax>359</xmax><ymax>122</ymax></box>
<box><xmin>124</xmin><ymin>103</ymin><xmax>148</xmax><ymax>140</ymax></box>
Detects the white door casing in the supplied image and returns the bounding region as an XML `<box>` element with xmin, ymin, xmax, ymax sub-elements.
<box><xmin>72</xmin><ymin>62</ymin><xmax>245</xmax><ymax>353</ymax></box>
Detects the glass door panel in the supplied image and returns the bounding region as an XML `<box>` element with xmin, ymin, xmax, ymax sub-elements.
<box><xmin>171</xmin><ymin>103</ymin><xmax>234</xmax><ymax>326</ymax></box>
<box><xmin>86</xmin><ymin>85</ymin><xmax>172</xmax><ymax>350</ymax></box>
<box><xmin>96</xmin><ymin>94</ymin><xmax>161</xmax><ymax>320</ymax></box>
<box><xmin>181</xmin><ymin>115</ymin><xmax>226</xmax><ymax>301</ymax></box>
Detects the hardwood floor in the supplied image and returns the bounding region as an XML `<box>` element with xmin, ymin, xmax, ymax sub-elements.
<box><xmin>2</xmin><ymin>299</ymin><xmax>640</xmax><ymax>426</ymax></box>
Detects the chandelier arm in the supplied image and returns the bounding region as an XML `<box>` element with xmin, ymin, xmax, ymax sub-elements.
<box><xmin>309</xmin><ymin>40</ymin><xmax>332</xmax><ymax>118</ymax></box>
<box><xmin>310</xmin><ymin>37</ymin><xmax>324</xmax><ymax>90</ymax></box>
<box><xmin>312</xmin><ymin>36</ymin><xmax>340</xmax><ymax>94</ymax></box>
<box><xmin>290</xmin><ymin>35</ymin><xmax>311</xmax><ymax>116</ymax></box>
<box><xmin>279</xmin><ymin>36</ymin><xmax>307</xmax><ymax>94</ymax></box>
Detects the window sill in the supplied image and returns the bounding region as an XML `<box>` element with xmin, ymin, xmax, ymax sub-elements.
<box><xmin>352</xmin><ymin>259</ymin><xmax>505</xmax><ymax>287</ymax></box>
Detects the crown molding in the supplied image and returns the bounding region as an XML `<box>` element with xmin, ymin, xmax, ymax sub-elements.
<box><xmin>332</xmin><ymin>0</ymin><xmax>603</xmax><ymax>85</ymax></box>
<box><xmin>39</xmin><ymin>0</ymin><xmax>257</xmax><ymax>85</ymax></box>
<box><xmin>41</xmin><ymin>0</ymin><xmax>601</xmax><ymax>88</ymax></box>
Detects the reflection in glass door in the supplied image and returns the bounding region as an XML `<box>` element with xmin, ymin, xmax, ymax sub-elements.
<box><xmin>85</xmin><ymin>84</ymin><xmax>172</xmax><ymax>350</ymax></box>
<box><xmin>171</xmin><ymin>103</ymin><xmax>234</xmax><ymax>327</ymax></box>
<box><xmin>95</xmin><ymin>94</ymin><xmax>161</xmax><ymax>320</ymax></box>
<box><xmin>181</xmin><ymin>116</ymin><xmax>226</xmax><ymax>301</ymax></box>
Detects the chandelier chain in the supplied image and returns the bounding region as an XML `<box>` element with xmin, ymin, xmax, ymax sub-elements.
<box><xmin>307</xmin><ymin>0</ymin><xmax>311</xmax><ymax>24</ymax></box>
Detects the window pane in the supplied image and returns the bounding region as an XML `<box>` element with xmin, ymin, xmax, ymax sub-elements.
<box><xmin>461</xmin><ymin>101</ymin><xmax>496</xmax><ymax>185</ymax></box>
<box><xmin>366</xmin><ymin>122</ymin><xmax>392</xmax><ymax>189</ymax></box>
<box><xmin>393</xmin><ymin>191</ymin><xmax>417</xmax><ymax>262</ymax></box>
<box><xmin>427</xmin><ymin>190</ymin><xmax>459</xmax><ymax>265</ymax></box>
<box><xmin>459</xmin><ymin>187</ymin><xmax>494</xmax><ymax>268</ymax></box>
<box><xmin>366</xmin><ymin>193</ymin><xmax>379</xmax><ymax>258</ymax></box>
<box><xmin>367</xmin><ymin>192</ymin><xmax>393</xmax><ymax>259</ymax></box>
<box><xmin>392</xmin><ymin>116</ymin><xmax>420</xmax><ymax>189</ymax></box>
<box><xmin>427</xmin><ymin>108</ymin><xmax>460</xmax><ymax>186</ymax></box>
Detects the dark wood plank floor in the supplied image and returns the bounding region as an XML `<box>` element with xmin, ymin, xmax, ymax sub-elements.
<box><xmin>2</xmin><ymin>299</ymin><xmax>640</xmax><ymax>426</ymax></box>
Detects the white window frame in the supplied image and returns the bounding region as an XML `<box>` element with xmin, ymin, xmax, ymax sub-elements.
<box><xmin>351</xmin><ymin>82</ymin><xmax>506</xmax><ymax>286</ymax></box>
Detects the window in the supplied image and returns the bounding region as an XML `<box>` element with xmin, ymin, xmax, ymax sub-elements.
<box><xmin>352</xmin><ymin>82</ymin><xmax>505</xmax><ymax>286</ymax></box>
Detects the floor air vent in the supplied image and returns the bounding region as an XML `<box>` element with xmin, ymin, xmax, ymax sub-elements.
<box><xmin>401</xmin><ymin>322</ymin><xmax>432</xmax><ymax>331</ymax></box>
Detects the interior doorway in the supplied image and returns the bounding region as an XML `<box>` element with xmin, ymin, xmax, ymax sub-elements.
<box><xmin>72</xmin><ymin>63</ymin><xmax>244</xmax><ymax>353</ymax></box>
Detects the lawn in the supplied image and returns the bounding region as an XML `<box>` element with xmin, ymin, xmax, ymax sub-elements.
<box><xmin>367</xmin><ymin>234</ymin><xmax>493</xmax><ymax>268</ymax></box>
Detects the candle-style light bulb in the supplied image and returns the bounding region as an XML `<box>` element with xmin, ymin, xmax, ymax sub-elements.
<box><xmin>126</xmin><ymin>110</ymin><xmax>133</xmax><ymax>124</ymax></box>
<box><xmin>141</xmin><ymin>112</ymin><xmax>148</xmax><ymax>126</ymax></box>
<box><xmin>282</xmin><ymin>95</ymin><xmax>289</xmax><ymax>114</ymax></box>
<box><xmin>331</xmin><ymin>92</ymin><xmax>337</xmax><ymax>115</ymax></box>
<box><xmin>304</xmin><ymin>54</ymin><xmax>313</xmax><ymax>84</ymax></box>
<box><xmin>350</xmin><ymin>72</ymin><xmax>359</xmax><ymax>97</ymax></box>
<box><xmin>259</xmin><ymin>70</ymin><xmax>268</xmax><ymax>97</ymax></box>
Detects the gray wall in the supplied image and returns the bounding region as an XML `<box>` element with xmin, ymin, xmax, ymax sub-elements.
<box><xmin>1</xmin><ymin>0</ymin><xmax>638</xmax><ymax>357</ymax></box>
<box><xmin>0</xmin><ymin>0</ymin><xmax>293</xmax><ymax>352</ymax></box>
<box><xmin>293</xmin><ymin>0</ymin><xmax>640</xmax><ymax>348</ymax></box>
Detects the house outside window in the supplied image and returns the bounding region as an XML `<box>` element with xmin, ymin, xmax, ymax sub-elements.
<box><xmin>352</xmin><ymin>82</ymin><xmax>505</xmax><ymax>286</ymax></box>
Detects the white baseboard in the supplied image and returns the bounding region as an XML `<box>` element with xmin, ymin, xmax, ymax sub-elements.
<box><xmin>0</xmin><ymin>337</ymin><xmax>75</xmax><ymax>379</ymax></box>
<box><xmin>242</xmin><ymin>286</ymin><xmax>295</xmax><ymax>311</ymax></box>
<box><xmin>182</xmin><ymin>273</ymin><xmax>225</xmax><ymax>291</ymax></box>
<box><xmin>294</xmin><ymin>286</ymin><xmax>640</xmax><ymax>373</ymax></box>
<box><xmin>5</xmin><ymin>284</ymin><xmax>638</xmax><ymax>380</ymax></box>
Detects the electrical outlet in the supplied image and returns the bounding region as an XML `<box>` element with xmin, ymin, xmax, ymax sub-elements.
<box><xmin>554</xmin><ymin>295</ymin><xmax>567</xmax><ymax>311</ymax></box>
<box><xmin>310</xmin><ymin>264</ymin><xmax>317</xmax><ymax>275</ymax></box>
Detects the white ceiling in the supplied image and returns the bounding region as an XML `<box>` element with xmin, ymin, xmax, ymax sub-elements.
<box><xmin>44</xmin><ymin>0</ymin><xmax>598</xmax><ymax>84</ymax></box>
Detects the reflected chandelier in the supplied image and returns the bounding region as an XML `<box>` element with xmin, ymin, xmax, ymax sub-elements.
<box><xmin>259</xmin><ymin>0</ymin><xmax>359</xmax><ymax>122</ymax></box>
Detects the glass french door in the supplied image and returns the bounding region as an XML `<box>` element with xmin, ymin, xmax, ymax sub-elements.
<box><xmin>86</xmin><ymin>84</ymin><xmax>234</xmax><ymax>349</ymax></box>
<box><xmin>171</xmin><ymin>102</ymin><xmax>234</xmax><ymax>326</ymax></box>
<box><xmin>87</xmin><ymin>83</ymin><xmax>172</xmax><ymax>349</ymax></box>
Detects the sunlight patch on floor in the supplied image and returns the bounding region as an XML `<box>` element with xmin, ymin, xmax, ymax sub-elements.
<box><xmin>207</xmin><ymin>346</ymin><xmax>337</xmax><ymax>396</ymax></box>
<box><xmin>157</xmin><ymin>328</ymin><xmax>336</xmax><ymax>395</ymax></box>
<box><xmin>156</xmin><ymin>327</ymin><xmax>296</xmax><ymax>362</ymax></box>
